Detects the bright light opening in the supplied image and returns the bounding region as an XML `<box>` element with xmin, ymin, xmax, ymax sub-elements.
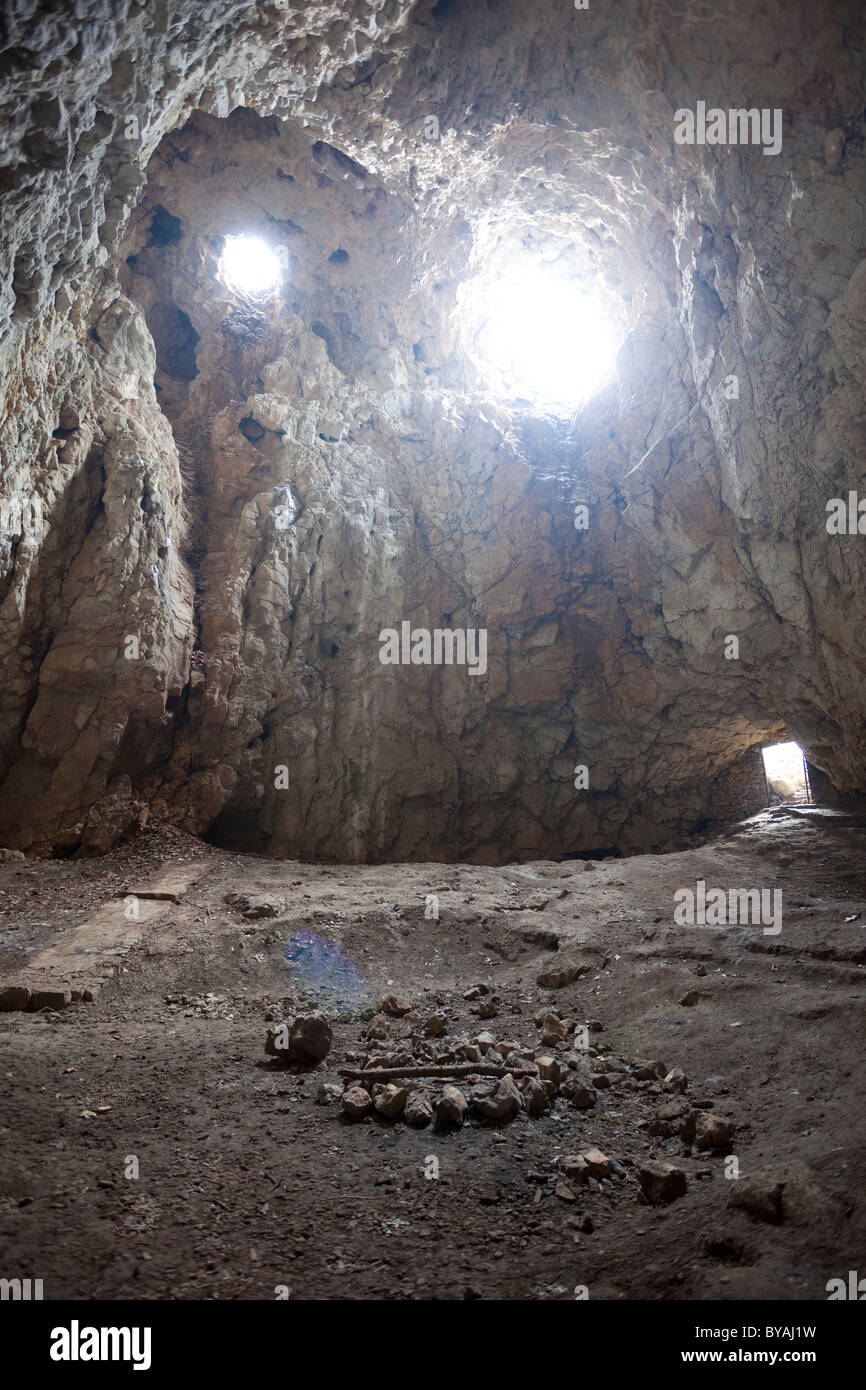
<box><xmin>468</xmin><ymin>259</ymin><xmax>620</xmax><ymax>410</ymax></box>
<box><xmin>219</xmin><ymin>234</ymin><xmax>281</xmax><ymax>296</ymax></box>
<box><xmin>762</xmin><ymin>741</ymin><xmax>808</xmax><ymax>801</ymax></box>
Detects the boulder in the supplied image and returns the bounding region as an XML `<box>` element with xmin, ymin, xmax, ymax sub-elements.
<box><xmin>472</xmin><ymin>1074</ymin><xmax>522</xmax><ymax>1123</ymax></box>
<box><xmin>521</xmin><ymin>1076</ymin><xmax>550</xmax><ymax>1116</ymax></box>
<box><xmin>694</xmin><ymin>1111</ymin><xmax>733</xmax><ymax>1150</ymax></box>
<box><xmin>639</xmin><ymin>1161</ymin><xmax>687</xmax><ymax>1205</ymax></box>
<box><xmin>28</xmin><ymin>989</ymin><xmax>71</xmax><ymax>1011</ymax></box>
<box><xmin>380</xmin><ymin>994</ymin><xmax>412</xmax><ymax>1016</ymax></box>
<box><xmin>535</xmin><ymin>1055</ymin><xmax>561</xmax><ymax>1084</ymax></box>
<box><xmin>580</xmin><ymin>1148</ymin><xmax>612</xmax><ymax>1179</ymax></box>
<box><xmin>342</xmin><ymin>1086</ymin><xmax>373</xmax><ymax>1119</ymax></box>
<box><xmin>0</xmin><ymin>985</ymin><xmax>32</xmax><ymax>1011</ymax></box>
<box><xmin>374</xmin><ymin>1083</ymin><xmax>409</xmax><ymax>1118</ymax></box>
<box><xmin>562</xmin><ymin>1077</ymin><xmax>596</xmax><ymax>1109</ymax></box>
<box><xmin>436</xmin><ymin>1085</ymin><xmax>468</xmax><ymax>1128</ymax></box>
<box><xmin>404</xmin><ymin>1091</ymin><xmax>434</xmax><ymax>1127</ymax></box>
<box><xmin>289</xmin><ymin>1012</ymin><xmax>333</xmax><ymax>1063</ymax></box>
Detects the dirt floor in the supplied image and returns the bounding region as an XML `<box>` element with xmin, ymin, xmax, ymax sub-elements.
<box><xmin>1</xmin><ymin>806</ymin><xmax>865</xmax><ymax>1302</ymax></box>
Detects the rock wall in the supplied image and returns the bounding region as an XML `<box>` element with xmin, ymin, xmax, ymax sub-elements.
<box><xmin>708</xmin><ymin>747</ymin><xmax>769</xmax><ymax>825</ymax></box>
<box><xmin>0</xmin><ymin>0</ymin><xmax>864</xmax><ymax>859</ymax></box>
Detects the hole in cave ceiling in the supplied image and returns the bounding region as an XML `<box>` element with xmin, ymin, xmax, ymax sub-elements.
<box><xmin>219</xmin><ymin>233</ymin><xmax>283</xmax><ymax>297</ymax></box>
<box><xmin>463</xmin><ymin>251</ymin><xmax>623</xmax><ymax>412</ymax></box>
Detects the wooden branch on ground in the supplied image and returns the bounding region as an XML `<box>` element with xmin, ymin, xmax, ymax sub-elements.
<box><xmin>337</xmin><ymin>1062</ymin><xmax>539</xmax><ymax>1083</ymax></box>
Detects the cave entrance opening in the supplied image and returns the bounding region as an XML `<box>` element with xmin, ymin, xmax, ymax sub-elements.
<box><xmin>761</xmin><ymin>740</ymin><xmax>810</xmax><ymax>805</ymax></box>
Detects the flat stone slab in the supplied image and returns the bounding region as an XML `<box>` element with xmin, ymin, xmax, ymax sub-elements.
<box><xmin>783</xmin><ymin>806</ymin><xmax>866</xmax><ymax>825</ymax></box>
<box><xmin>0</xmin><ymin>893</ymin><xmax>174</xmax><ymax>1010</ymax></box>
<box><xmin>27</xmin><ymin>895</ymin><xmax>169</xmax><ymax>972</ymax></box>
<box><xmin>0</xmin><ymin>862</ymin><xmax>206</xmax><ymax>1010</ymax></box>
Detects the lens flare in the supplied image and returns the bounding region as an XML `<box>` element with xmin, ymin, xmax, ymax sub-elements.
<box><xmin>284</xmin><ymin>931</ymin><xmax>373</xmax><ymax>1018</ymax></box>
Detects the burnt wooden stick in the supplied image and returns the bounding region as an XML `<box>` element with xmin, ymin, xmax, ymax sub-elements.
<box><xmin>337</xmin><ymin>1062</ymin><xmax>539</xmax><ymax>1083</ymax></box>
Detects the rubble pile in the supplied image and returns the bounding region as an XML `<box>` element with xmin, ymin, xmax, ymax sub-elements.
<box><xmin>262</xmin><ymin>992</ymin><xmax>737</xmax><ymax>1205</ymax></box>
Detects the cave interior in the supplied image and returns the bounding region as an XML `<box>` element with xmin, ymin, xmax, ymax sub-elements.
<box><xmin>0</xmin><ymin>0</ymin><xmax>865</xmax><ymax>1315</ymax></box>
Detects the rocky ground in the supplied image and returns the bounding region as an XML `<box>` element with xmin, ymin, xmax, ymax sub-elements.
<box><xmin>1</xmin><ymin>807</ymin><xmax>865</xmax><ymax>1301</ymax></box>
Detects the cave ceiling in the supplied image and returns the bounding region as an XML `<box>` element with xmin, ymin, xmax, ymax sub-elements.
<box><xmin>0</xmin><ymin>0</ymin><xmax>864</xmax><ymax>860</ymax></box>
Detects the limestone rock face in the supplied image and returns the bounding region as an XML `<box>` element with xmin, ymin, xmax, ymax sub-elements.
<box><xmin>0</xmin><ymin>2</ymin><xmax>865</xmax><ymax>859</ymax></box>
